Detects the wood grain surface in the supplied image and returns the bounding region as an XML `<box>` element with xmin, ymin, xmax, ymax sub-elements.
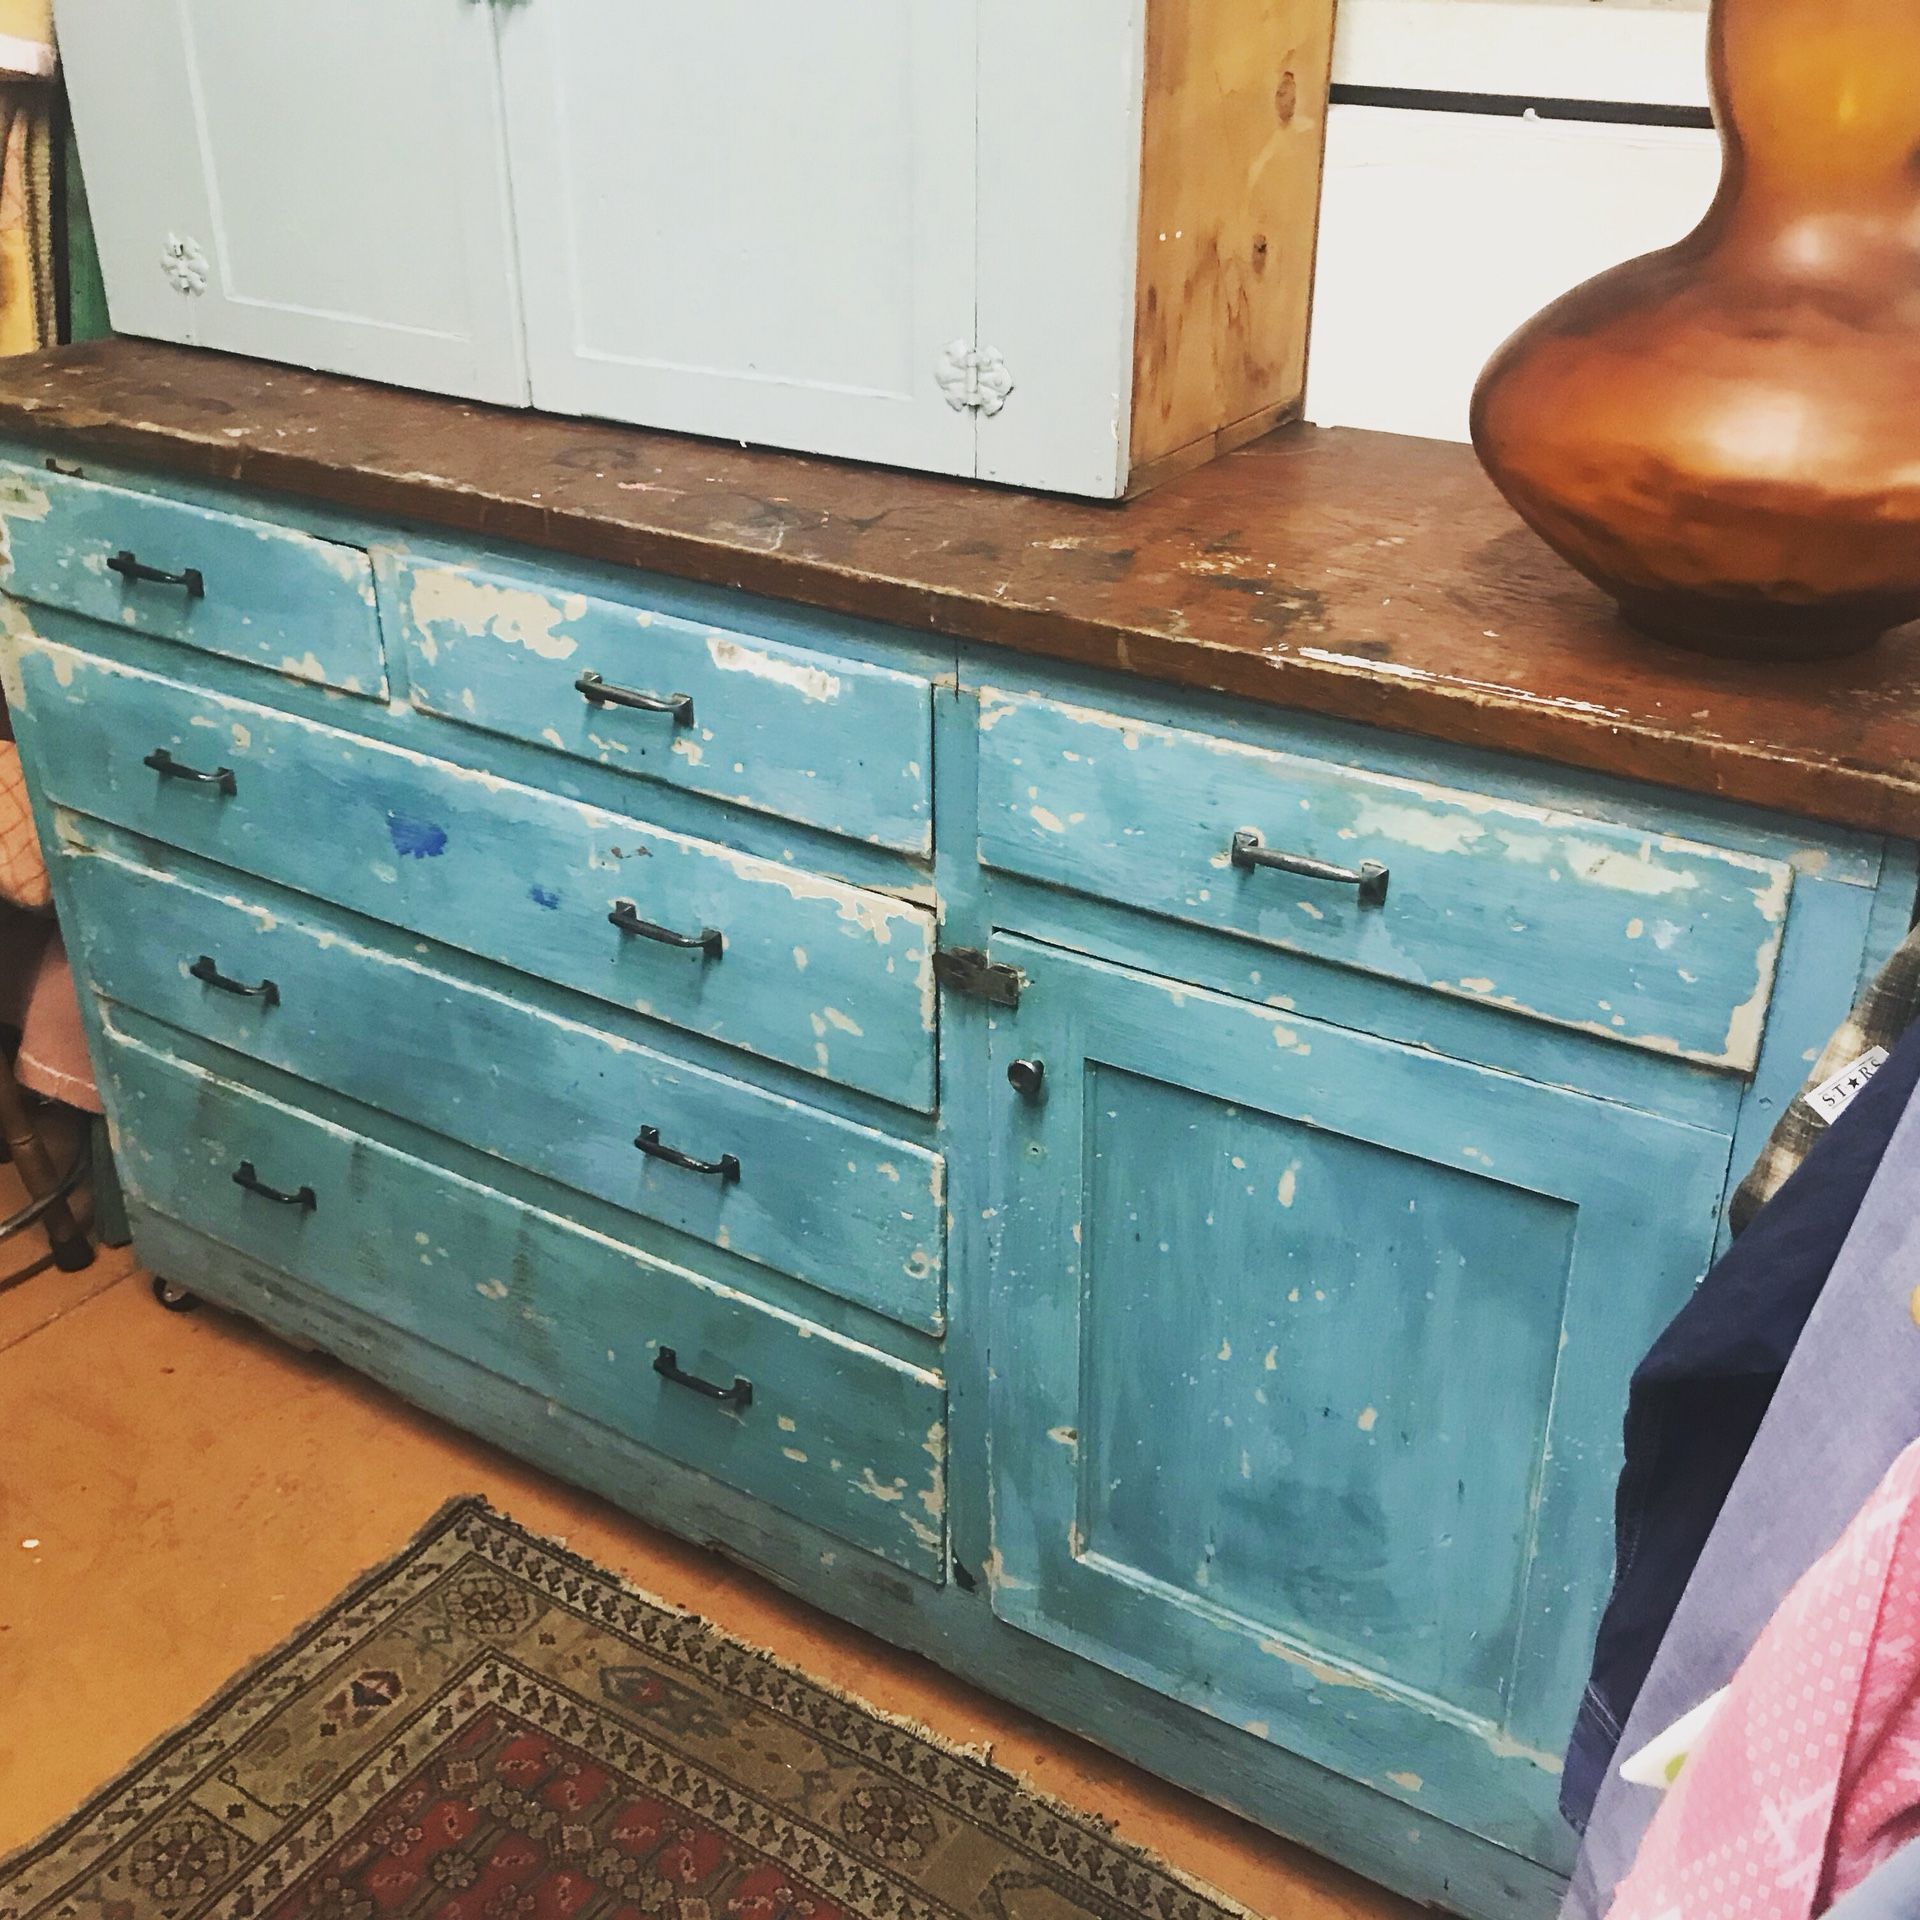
<box><xmin>0</xmin><ymin>340</ymin><xmax>1915</xmax><ymax>837</ymax></box>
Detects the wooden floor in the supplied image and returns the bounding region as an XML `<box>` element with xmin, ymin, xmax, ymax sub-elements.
<box><xmin>0</xmin><ymin>1248</ymin><xmax>1417</xmax><ymax>1920</ymax></box>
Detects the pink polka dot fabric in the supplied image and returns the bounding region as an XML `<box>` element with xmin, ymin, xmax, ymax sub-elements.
<box><xmin>1610</xmin><ymin>1439</ymin><xmax>1920</xmax><ymax>1919</ymax></box>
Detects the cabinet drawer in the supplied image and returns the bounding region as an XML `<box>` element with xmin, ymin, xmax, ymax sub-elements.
<box><xmin>978</xmin><ymin>689</ymin><xmax>1792</xmax><ymax>1073</ymax></box>
<box><xmin>102</xmin><ymin>1019</ymin><xmax>947</xmax><ymax>1578</ymax></box>
<box><xmin>392</xmin><ymin>558</ymin><xmax>934</xmax><ymax>855</ymax></box>
<box><xmin>59</xmin><ymin>830</ymin><xmax>945</xmax><ymax>1333</ymax></box>
<box><xmin>15</xmin><ymin>642</ymin><xmax>936</xmax><ymax>1108</ymax></box>
<box><xmin>0</xmin><ymin>463</ymin><xmax>387</xmax><ymax>696</ymax></box>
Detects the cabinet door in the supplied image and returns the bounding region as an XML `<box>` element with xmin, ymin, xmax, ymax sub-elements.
<box><xmin>59</xmin><ymin>0</ymin><xmax>525</xmax><ymax>405</ymax></box>
<box><xmin>497</xmin><ymin>0</ymin><xmax>979</xmax><ymax>476</ymax></box>
<box><xmin>984</xmin><ymin>939</ymin><xmax>1729</xmax><ymax>1861</ymax></box>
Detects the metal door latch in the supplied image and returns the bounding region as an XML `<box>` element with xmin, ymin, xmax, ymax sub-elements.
<box><xmin>933</xmin><ymin>947</ymin><xmax>1024</xmax><ymax>1007</ymax></box>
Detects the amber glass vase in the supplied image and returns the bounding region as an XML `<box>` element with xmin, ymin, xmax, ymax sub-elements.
<box><xmin>1471</xmin><ymin>0</ymin><xmax>1920</xmax><ymax>660</ymax></box>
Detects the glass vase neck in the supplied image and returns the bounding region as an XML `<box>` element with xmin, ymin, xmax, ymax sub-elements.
<box><xmin>1712</xmin><ymin>0</ymin><xmax>1920</xmax><ymax>206</ymax></box>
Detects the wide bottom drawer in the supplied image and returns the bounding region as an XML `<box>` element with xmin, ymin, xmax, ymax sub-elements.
<box><xmin>103</xmin><ymin>1017</ymin><xmax>948</xmax><ymax>1580</ymax></box>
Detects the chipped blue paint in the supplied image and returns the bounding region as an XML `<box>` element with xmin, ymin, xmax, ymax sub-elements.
<box><xmin>386</xmin><ymin>811</ymin><xmax>448</xmax><ymax>859</ymax></box>
<box><xmin>983</xmin><ymin>938</ymin><xmax>1732</xmax><ymax>1861</ymax></box>
<box><xmin>103</xmin><ymin>1020</ymin><xmax>947</xmax><ymax>1575</ymax></box>
<box><xmin>0</xmin><ymin>460</ymin><xmax>386</xmax><ymax>697</ymax></box>
<box><xmin>60</xmin><ymin>833</ymin><xmax>948</xmax><ymax>1334</ymax></box>
<box><xmin>386</xmin><ymin>555</ymin><xmax>935</xmax><ymax>857</ymax></box>
<box><xmin>4</xmin><ymin>442</ymin><xmax>1914</xmax><ymax>1920</ymax></box>
<box><xmin>977</xmin><ymin>688</ymin><xmax>1792</xmax><ymax>1074</ymax></box>
<box><xmin>18</xmin><ymin>642</ymin><xmax>937</xmax><ymax>1110</ymax></box>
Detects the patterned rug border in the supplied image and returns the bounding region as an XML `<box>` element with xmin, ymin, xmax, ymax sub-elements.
<box><xmin>0</xmin><ymin>1493</ymin><xmax>483</xmax><ymax>1881</ymax></box>
<box><xmin>2</xmin><ymin>1495</ymin><xmax>1270</xmax><ymax>1920</ymax></box>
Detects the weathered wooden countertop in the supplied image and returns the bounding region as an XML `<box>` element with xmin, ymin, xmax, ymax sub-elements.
<box><xmin>2</xmin><ymin>339</ymin><xmax>1917</xmax><ymax>839</ymax></box>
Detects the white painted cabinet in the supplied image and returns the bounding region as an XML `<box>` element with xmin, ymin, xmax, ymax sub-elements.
<box><xmin>57</xmin><ymin>0</ymin><xmax>527</xmax><ymax>406</ymax></box>
<box><xmin>498</xmin><ymin>0</ymin><xmax>980</xmax><ymax>478</ymax></box>
<box><xmin>59</xmin><ymin>1</ymin><xmax>1334</xmax><ymax>497</ymax></box>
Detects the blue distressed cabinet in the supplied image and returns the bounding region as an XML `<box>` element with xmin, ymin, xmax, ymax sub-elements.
<box><xmin>0</xmin><ymin>405</ymin><xmax>1911</xmax><ymax>1920</ymax></box>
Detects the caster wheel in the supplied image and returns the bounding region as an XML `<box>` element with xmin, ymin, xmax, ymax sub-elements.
<box><xmin>151</xmin><ymin>1276</ymin><xmax>200</xmax><ymax>1313</ymax></box>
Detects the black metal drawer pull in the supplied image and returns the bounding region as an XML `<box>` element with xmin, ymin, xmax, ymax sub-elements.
<box><xmin>609</xmin><ymin>899</ymin><xmax>723</xmax><ymax>958</ymax></box>
<box><xmin>653</xmin><ymin>1346</ymin><xmax>752</xmax><ymax>1410</ymax></box>
<box><xmin>108</xmin><ymin>549</ymin><xmax>205</xmax><ymax>598</ymax></box>
<box><xmin>576</xmin><ymin>671</ymin><xmax>693</xmax><ymax>727</ymax></box>
<box><xmin>143</xmin><ymin>747</ymin><xmax>236</xmax><ymax>796</ymax></box>
<box><xmin>1230</xmin><ymin>830</ymin><xmax>1390</xmax><ymax>908</ymax></box>
<box><xmin>635</xmin><ymin>1125</ymin><xmax>741</xmax><ymax>1184</ymax></box>
<box><xmin>189</xmin><ymin>954</ymin><xmax>280</xmax><ymax>1007</ymax></box>
<box><xmin>232</xmin><ymin>1161</ymin><xmax>316</xmax><ymax>1211</ymax></box>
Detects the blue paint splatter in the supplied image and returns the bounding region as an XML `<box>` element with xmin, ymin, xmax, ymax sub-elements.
<box><xmin>528</xmin><ymin>884</ymin><xmax>561</xmax><ymax>910</ymax></box>
<box><xmin>386</xmin><ymin>811</ymin><xmax>448</xmax><ymax>859</ymax></box>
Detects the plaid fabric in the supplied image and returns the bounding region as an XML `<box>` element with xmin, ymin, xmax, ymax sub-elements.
<box><xmin>0</xmin><ymin>735</ymin><xmax>48</xmax><ymax>909</ymax></box>
<box><xmin>1730</xmin><ymin>919</ymin><xmax>1920</xmax><ymax>1233</ymax></box>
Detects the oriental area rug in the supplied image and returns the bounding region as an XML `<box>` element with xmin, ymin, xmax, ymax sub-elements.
<box><xmin>1</xmin><ymin>1499</ymin><xmax>1249</xmax><ymax>1920</ymax></box>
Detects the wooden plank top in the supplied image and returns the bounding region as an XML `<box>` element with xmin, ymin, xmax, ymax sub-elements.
<box><xmin>1</xmin><ymin>339</ymin><xmax>1916</xmax><ymax>839</ymax></box>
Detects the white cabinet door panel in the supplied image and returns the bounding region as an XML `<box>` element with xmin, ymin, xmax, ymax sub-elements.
<box><xmin>57</xmin><ymin>0</ymin><xmax>526</xmax><ymax>405</ymax></box>
<box><xmin>498</xmin><ymin>0</ymin><xmax>978</xmax><ymax>476</ymax></box>
<box><xmin>973</xmin><ymin>0</ymin><xmax>1144</xmax><ymax>498</ymax></box>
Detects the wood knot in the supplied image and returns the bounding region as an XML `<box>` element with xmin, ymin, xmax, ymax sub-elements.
<box><xmin>1275</xmin><ymin>72</ymin><xmax>1298</xmax><ymax>124</ymax></box>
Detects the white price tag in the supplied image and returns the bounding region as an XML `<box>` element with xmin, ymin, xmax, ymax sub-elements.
<box><xmin>1805</xmin><ymin>1045</ymin><xmax>1890</xmax><ymax>1124</ymax></box>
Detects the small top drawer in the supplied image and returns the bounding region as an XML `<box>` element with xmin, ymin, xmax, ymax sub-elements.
<box><xmin>0</xmin><ymin>463</ymin><xmax>387</xmax><ymax>696</ymax></box>
<box><xmin>977</xmin><ymin>689</ymin><xmax>1793</xmax><ymax>1074</ymax></box>
<box><xmin>391</xmin><ymin>557</ymin><xmax>933</xmax><ymax>854</ymax></box>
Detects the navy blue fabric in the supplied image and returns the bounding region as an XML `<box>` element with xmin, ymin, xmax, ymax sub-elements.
<box><xmin>1561</xmin><ymin>1018</ymin><xmax>1920</xmax><ymax>1833</ymax></box>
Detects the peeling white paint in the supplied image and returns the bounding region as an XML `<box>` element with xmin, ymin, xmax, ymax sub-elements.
<box><xmin>1350</xmin><ymin>798</ymin><xmax>1485</xmax><ymax>857</ymax></box>
<box><xmin>707</xmin><ymin>634</ymin><xmax>840</xmax><ymax>702</ymax></box>
<box><xmin>1257</xmin><ymin>1637</ymin><xmax>1398</xmax><ymax>1701</ymax></box>
<box><xmin>982</xmin><ymin>1549</ymin><xmax>1031</xmax><ymax>1593</ymax></box>
<box><xmin>409</xmin><ymin>568</ymin><xmax>584</xmax><ymax>660</ymax></box>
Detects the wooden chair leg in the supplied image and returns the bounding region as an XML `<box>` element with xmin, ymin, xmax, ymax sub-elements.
<box><xmin>0</xmin><ymin>1045</ymin><xmax>91</xmax><ymax>1271</ymax></box>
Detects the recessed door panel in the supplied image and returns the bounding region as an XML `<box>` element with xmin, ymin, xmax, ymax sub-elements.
<box><xmin>1083</xmin><ymin>1063</ymin><xmax>1574</xmax><ymax>1716</ymax></box>
<box><xmin>985</xmin><ymin>939</ymin><xmax>1730</xmax><ymax>1861</ymax></box>
<box><xmin>60</xmin><ymin>0</ymin><xmax>526</xmax><ymax>403</ymax></box>
<box><xmin>499</xmin><ymin>0</ymin><xmax>978</xmax><ymax>473</ymax></box>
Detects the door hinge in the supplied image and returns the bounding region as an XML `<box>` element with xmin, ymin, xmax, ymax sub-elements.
<box><xmin>937</xmin><ymin>340</ymin><xmax>1014</xmax><ymax>417</ymax></box>
<box><xmin>933</xmin><ymin>947</ymin><xmax>1025</xmax><ymax>1008</ymax></box>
